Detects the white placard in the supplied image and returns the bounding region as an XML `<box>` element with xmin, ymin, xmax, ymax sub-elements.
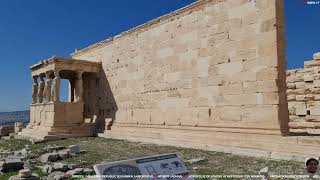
<box><xmin>94</xmin><ymin>153</ymin><xmax>193</xmax><ymax>180</ymax></box>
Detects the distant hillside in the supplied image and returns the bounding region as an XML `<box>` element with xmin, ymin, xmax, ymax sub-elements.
<box><xmin>0</xmin><ymin>110</ymin><xmax>29</xmax><ymax>126</ymax></box>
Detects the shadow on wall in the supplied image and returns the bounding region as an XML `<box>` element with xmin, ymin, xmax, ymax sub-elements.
<box><xmin>95</xmin><ymin>67</ymin><xmax>118</xmax><ymax>133</ymax></box>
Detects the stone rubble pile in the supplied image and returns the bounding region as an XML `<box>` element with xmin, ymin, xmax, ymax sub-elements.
<box><xmin>0</xmin><ymin>143</ymin><xmax>94</xmax><ymax>179</ymax></box>
<box><xmin>8</xmin><ymin>169</ymin><xmax>40</xmax><ymax>180</ymax></box>
<box><xmin>286</xmin><ymin>52</ymin><xmax>320</xmax><ymax>134</ymax></box>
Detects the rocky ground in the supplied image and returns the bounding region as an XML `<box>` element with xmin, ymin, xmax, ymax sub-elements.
<box><xmin>0</xmin><ymin>137</ymin><xmax>305</xmax><ymax>180</ymax></box>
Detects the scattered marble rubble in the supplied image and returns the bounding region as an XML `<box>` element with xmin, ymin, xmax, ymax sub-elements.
<box><xmin>0</xmin><ymin>143</ymin><xmax>94</xmax><ymax>179</ymax></box>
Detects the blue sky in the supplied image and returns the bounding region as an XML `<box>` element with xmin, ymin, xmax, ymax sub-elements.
<box><xmin>0</xmin><ymin>0</ymin><xmax>319</xmax><ymax>112</ymax></box>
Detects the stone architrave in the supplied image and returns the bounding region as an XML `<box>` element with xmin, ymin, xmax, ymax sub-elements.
<box><xmin>37</xmin><ymin>75</ymin><xmax>45</xmax><ymax>103</ymax></box>
<box><xmin>44</xmin><ymin>74</ymin><xmax>52</xmax><ymax>103</ymax></box>
<box><xmin>52</xmin><ymin>71</ymin><xmax>60</xmax><ymax>102</ymax></box>
<box><xmin>31</xmin><ymin>77</ymin><xmax>38</xmax><ymax>104</ymax></box>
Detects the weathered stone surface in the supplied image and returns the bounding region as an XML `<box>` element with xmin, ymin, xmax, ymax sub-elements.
<box><xmin>1</xmin><ymin>158</ymin><xmax>24</xmax><ymax>172</ymax></box>
<box><xmin>44</xmin><ymin>145</ymin><xmax>65</xmax><ymax>153</ymax></box>
<box><xmin>66</xmin><ymin>168</ymin><xmax>83</xmax><ymax>176</ymax></box>
<box><xmin>53</xmin><ymin>163</ymin><xmax>69</xmax><ymax>172</ymax></box>
<box><xmin>68</xmin><ymin>145</ymin><xmax>80</xmax><ymax>155</ymax></box>
<box><xmin>14</xmin><ymin>148</ymin><xmax>28</xmax><ymax>157</ymax></box>
<box><xmin>40</xmin><ymin>153</ymin><xmax>60</xmax><ymax>163</ymax></box>
<box><xmin>47</xmin><ymin>171</ymin><xmax>67</xmax><ymax>180</ymax></box>
<box><xmin>57</xmin><ymin>149</ymin><xmax>69</xmax><ymax>159</ymax></box>
<box><xmin>42</xmin><ymin>164</ymin><xmax>54</xmax><ymax>174</ymax></box>
<box><xmin>187</xmin><ymin>157</ymin><xmax>206</xmax><ymax>164</ymax></box>
<box><xmin>259</xmin><ymin>167</ymin><xmax>269</xmax><ymax>179</ymax></box>
<box><xmin>24</xmin><ymin>159</ymin><xmax>36</xmax><ymax>170</ymax></box>
<box><xmin>19</xmin><ymin>169</ymin><xmax>32</xmax><ymax>178</ymax></box>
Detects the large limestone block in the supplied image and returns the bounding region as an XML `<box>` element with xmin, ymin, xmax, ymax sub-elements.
<box><xmin>295</xmin><ymin>95</ymin><xmax>305</xmax><ymax>101</ymax></box>
<box><xmin>305</xmin><ymin>115</ymin><xmax>320</xmax><ymax>122</ymax></box>
<box><xmin>180</xmin><ymin>108</ymin><xmax>198</xmax><ymax>126</ymax></box>
<box><xmin>294</xmin><ymin>82</ymin><xmax>305</xmax><ymax>89</ymax></box>
<box><xmin>306</xmin><ymin>128</ymin><xmax>320</xmax><ymax>135</ymax></box>
<box><xmin>242</xmin><ymin>105</ymin><xmax>278</xmax><ymax>123</ymax></box>
<box><xmin>286</xmin><ymin>74</ymin><xmax>304</xmax><ymax>83</ymax></box>
<box><xmin>164</xmin><ymin>72</ymin><xmax>180</xmax><ymax>83</ymax></box>
<box><xmin>196</xmin><ymin>58</ymin><xmax>209</xmax><ymax>77</ymax></box>
<box><xmin>158</xmin><ymin>97</ymin><xmax>190</xmax><ymax>109</ymax></box>
<box><xmin>133</xmin><ymin>109</ymin><xmax>150</xmax><ymax>125</ymax></box>
<box><xmin>219</xmin><ymin>94</ymin><xmax>258</xmax><ymax>106</ymax></box>
<box><xmin>231</xmin><ymin>71</ymin><xmax>256</xmax><ymax>83</ymax></box>
<box><xmin>115</xmin><ymin>110</ymin><xmax>129</xmax><ymax>124</ymax></box>
<box><xmin>304</xmin><ymin>74</ymin><xmax>314</xmax><ymax>82</ymax></box>
<box><xmin>287</xmin><ymin>95</ymin><xmax>296</xmax><ymax>101</ymax></box>
<box><xmin>313</xmin><ymin>80</ymin><xmax>320</xmax><ymax>88</ymax></box>
<box><xmin>295</xmin><ymin>103</ymin><xmax>307</xmax><ymax>116</ymax></box>
<box><xmin>304</xmin><ymin>60</ymin><xmax>320</xmax><ymax>67</ymax></box>
<box><xmin>257</xmin><ymin>68</ymin><xmax>278</xmax><ymax>81</ymax></box>
<box><xmin>217</xmin><ymin>106</ymin><xmax>242</xmax><ymax>122</ymax></box>
<box><xmin>260</xmin><ymin>92</ymin><xmax>279</xmax><ymax>105</ymax></box>
<box><xmin>228</xmin><ymin>1</ymin><xmax>256</xmax><ymax>18</ymax></box>
<box><xmin>243</xmin><ymin>80</ymin><xmax>278</xmax><ymax>93</ymax></box>
<box><xmin>256</xmin><ymin>80</ymin><xmax>279</xmax><ymax>92</ymax></box>
<box><xmin>198</xmin><ymin>107</ymin><xmax>216</xmax><ymax>127</ymax></box>
<box><xmin>208</xmin><ymin>75</ymin><xmax>229</xmax><ymax>86</ymax></box>
<box><xmin>216</xmin><ymin>61</ymin><xmax>243</xmax><ymax>77</ymax></box>
<box><xmin>164</xmin><ymin>109</ymin><xmax>180</xmax><ymax>126</ymax></box>
<box><xmin>150</xmin><ymin>109</ymin><xmax>165</xmax><ymax>125</ymax></box>
<box><xmin>178</xmin><ymin>31</ymin><xmax>198</xmax><ymax>45</ymax></box>
<box><xmin>309</xmin><ymin>107</ymin><xmax>320</xmax><ymax>116</ymax></box>
<box><xmin>218</xmin><ymin>83</ymin><xmax>243</xmax><ymax>95</ymax></box>
<box><xmin>286</xmin><ymin>88</ymin><xmax>305</xmax><ymax>96</ymax></box>
<box><xmin>260</xmin><ymin>18</ymin><xmax>276</xmax><ymax>33</ymax></box>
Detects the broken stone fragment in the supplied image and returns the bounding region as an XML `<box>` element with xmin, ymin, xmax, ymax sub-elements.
<box><xmin>24</xmin><ymin>159</ymin><xmax>36</xmax><ymax>170</ymax></box>
<box><xmin>66</xmin><ymin>168</ymin><xmax>84</xmax><ymax>176</ymax></box>
<box><xmin>259</xmin><ymin>166</ymin><xmax>269</xmax><ymax>178</ymax></box>
<box><xmin>14</xmin><ymin>148</ymin><xmax>28</xmax><ymax>157</ymax></box>
<box><xmin>19</xmin><ymin>169</ymin><xmax>32</xmax><ymax>178</ymax></box>
<box><xmin>1</xmin><ymin>157</ymin><xmax>24</xmax><ymax>172</ymax></box>
<box><xmin>68</xmin><ymin>145</ymin><xmax>80</xmax><ymax>155</ymax></box>
<box><xmin>40</xmin><ymin>153</ymin><xmax>60</xmax><ymax>163</ymax></box>
<box><xmin>53</xmin><ymin>162</ymin><xmax>69</xmax><ymax>172</ymax></box>
<box><xmin>57</xmin><ymin>149</ymin><xmax>69</xmax><ymax>159</ymax></box>
<box><xmin>42</xmin><ymin>164</ymin><xmax>53</xmax><ymax>174</ymax></box>
<box><xmin>67</xmin><ymin>163</ymin><xmax>78</xmax><ymax>170</ymax></box>
<box><xmin>186</xmin><ymin>157</ymin><xmax>206</xmax><ymax>164</ymax></box>
<box><xmin>47</xmin><ymin>171</ymin><xmax>67</xmax><ymax>180</ymax></box>
<box><xmin>43</xmin><ymin>145</ymin><xmax>65</xmax><ymax>153</ymax></box>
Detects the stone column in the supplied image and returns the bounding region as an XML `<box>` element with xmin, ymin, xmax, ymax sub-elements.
<box><xmin>37</xmin><ymin>75</ymin><xmax>45</xmax><ymax>103</ymax></box>
<box><xmin>44</xmin><ymin>73</ymin><xmax>52</xmax><ymax>103</ymax></box>
<box><xmin>52</xmin><ymin>70</ymin><xmax>61</xmax><ymax>102</ymax></box>
<box><xmin>76</xmin><ymin>72</ymin><xmax>83</xmax><ymax>102</ymax></box>
<box><xmin>32</xmin><ymin>76</ymin><xmax>38</xmax><ymax>104</ymax></box>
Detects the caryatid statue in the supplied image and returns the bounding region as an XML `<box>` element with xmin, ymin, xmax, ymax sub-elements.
<box><xmin>44</xmin><ymin>73</ymin><xmax>52</xmax><ymax>102</ymax></box>
<box><xmin>32</xmin><ymin>76</ymin><xmax>38</xmax><ymax>104</ymax></box>
<box><xmin>52</xmin><ymin>71</ymin><xmax>60</xmax><ymax>102</ymax></box>
<box><xmin>76</xmin><ymin>72</ymin><xmax>83</xmax><ymax>102</ymax></box>
<box><xmin>37</xmin><ymin>75</ymin><xmax>45</xmax><ymax>103</ymax></box>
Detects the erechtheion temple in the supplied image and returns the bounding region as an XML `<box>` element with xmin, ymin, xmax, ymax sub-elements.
<box><xmin>18</xmin><ymin>0</ymin><xmax>320</xmax><ymax>161</ymax></box>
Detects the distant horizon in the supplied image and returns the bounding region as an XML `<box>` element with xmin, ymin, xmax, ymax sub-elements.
<box><xmin>0</xmin><ymin>0</ymin><xmax>319</xmax><ymax>112</ymax></box>
<box><xmin>0</xmin><ymin>110</ymin><xmax>29</xmax><ymax>113</ymax></box>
